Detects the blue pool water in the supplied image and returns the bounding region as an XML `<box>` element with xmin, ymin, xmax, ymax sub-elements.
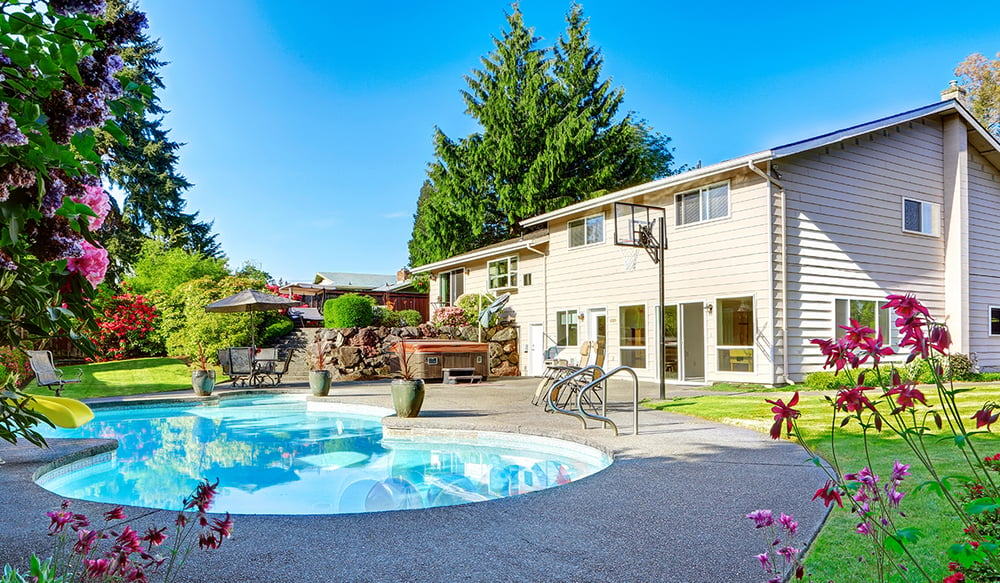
<box><xmin>36</xmin><ymin>394</ymin><xmax>610</xmax><ymax>515</ymax></box>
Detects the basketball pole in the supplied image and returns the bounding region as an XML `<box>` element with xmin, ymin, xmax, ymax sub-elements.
<box><xmin>657</xmin><ymin>218</ymin><xmax>665</xmax><ymax>400</ymax></box>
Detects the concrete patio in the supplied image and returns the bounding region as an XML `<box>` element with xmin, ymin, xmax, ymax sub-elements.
<box><xmin>0</xmin><ymin>377</ymin><xmax>829</xmax><ymax>582</ymax></box>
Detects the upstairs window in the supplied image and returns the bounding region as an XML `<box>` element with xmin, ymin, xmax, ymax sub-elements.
<box><xmin>568</xmin><ymin>214</ymin><xmax>605</xmax><ymax>248</ymax></box>
<box><xmin>676</xmin><ymin>182</ymin><xmax>729</xmax><ymax>226</ymax></box>
<box><xmin>902</xmin><ymin>198</ymin><xmax>940</xmax><ymax>236</ymax></box>
<box><xmin>488</xmin><ymin>256</ymin><xmax>518</xmax><ymax>290</ymax></box>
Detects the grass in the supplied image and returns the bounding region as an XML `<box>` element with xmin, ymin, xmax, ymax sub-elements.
<box><xmin>25</xmin><ymin>357</ymin><xmax>224</xmax><ymax>398</ymax></box>
<box><xmin>648</xmin><ymin>383</ymin><xmax>1000</xmax><ymax>582</ymax></box>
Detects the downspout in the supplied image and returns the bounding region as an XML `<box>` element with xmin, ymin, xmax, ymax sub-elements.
<box><xmin>747</xmin><ymin>160</ymin><xmax>790</xmax><ymax>386</ymax></box>
<box><xmin>524</xmin><ymin>239</ymin><xmax>548</xmax><ymax>374</ymax></box>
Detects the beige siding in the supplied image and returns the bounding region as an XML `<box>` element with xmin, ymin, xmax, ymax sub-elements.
<box><xmin>780</xmin><ymin>119</ymin><xmax>947</xmax><ymax>380</ymax></box>
<box><xmin>968</xmin><ymin>148</ymin><xmax>1000</xmax><ymax>369</ymax></box>
<box><xmin>538</xmin><ymin>171</ymin><xmax>774</xmax><ymax>383</ymax></box>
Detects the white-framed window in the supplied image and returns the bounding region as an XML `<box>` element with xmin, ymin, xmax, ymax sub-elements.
<box><xmin>716</xmin><ymin>296</ymin><xmax>754</xmax><ymax>373</ymax></box>
<box><xmin>438</xmin><ymin>269</ymin><xmax>464</xmax><ymax>306</ymax></box>
<box><xmin>523</xmin><ymin>273</ymin><xmax>532</xmax><ymax>286</ymax></box>
<box><xmin>676</xmin><ymin>182</ymin><xmax>729</xmax><ymax>226</ymax></box>
<box><xmin>488</xmin><ymin>256</ymin><xmax>518</xmax><ymax>290</ymax></box>
<box><xmin>902</xmin><ymin>198</ymin><xmax>940</xmax><ymax>236</ymax></box>
<box><xmin>556</xmin><ymin>310</ymin><xmax>578</xmax><ymax>347</ymax></box>
<box><xmin>835</xmin><ymin>298</ymin><xmax>901</xmax><ymax>347</ymax></box>
<box><xmin>568</xmin><ymin>214</ymin><xmax>604</xmax><ymax>248</ymax></box>
<box><xmin>619</xmin><ymin>304</ymin><xmax>646</xmax><ymax>368</ymax></box>
<box><xmin>990</xmin><ymin>306</ymin><xmax>1000</xmax><ymax>336</ymax></box>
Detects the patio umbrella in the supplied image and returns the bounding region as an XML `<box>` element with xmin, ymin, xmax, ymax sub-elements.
<box><xmin>478</xmin><ymin>293</ymin><xmax>511</xmax><ymax>328</ymax></box>
<box><xmin>205</xmin><ymin>289</ymin><xmax>299</xmax><ymax>347</ymax></box>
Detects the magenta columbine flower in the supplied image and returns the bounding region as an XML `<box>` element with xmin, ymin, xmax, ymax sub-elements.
<box><xmin>104</xmin><ymin>507</ymin><xmax>126</xmax><ymax>521</ymax></box>
<box><xmin>856</xmin><ymin>521</ymin><xmax>872</xmax><ymax>535</ymax></box>
<box><xmin>779</xmin><ymin>513</ymin><xmax>798</xmax><ymax>536</ymax></box>
<box><xmin>746</xmin><ymin>509</ymin><xmax>774</xmax><ymax>528</ymax></box>
<box><xmin>891</xmin><ymin>460</ymin><xmax>911</xmax><ymax>482</ymax></box>
<box><xmin>756</xmin><ymin>552</ymin><xmax>773</xmax><ymax>571</ymax></box>
<box><xmin>765</xmin><ymin>392</ymin><xmax>800</xmax><ymax>439</ymax></box>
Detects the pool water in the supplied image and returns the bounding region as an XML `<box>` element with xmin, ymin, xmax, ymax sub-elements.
<box><xmin>37</xmin><ymin>394</ymin><xmax>610</xmax><ymax>515</ymax></box>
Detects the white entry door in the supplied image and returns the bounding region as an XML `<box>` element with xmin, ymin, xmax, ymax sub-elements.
<box><xmin>527</xmin><ymin>323</ymin><xmax>545</xmax><ymax>376</ymax></box>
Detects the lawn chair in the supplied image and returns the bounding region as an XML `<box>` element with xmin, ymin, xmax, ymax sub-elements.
<box><xmin>227</xmin><ymin>347</ymin><xmax>254</xmax><ymax>387</ymax></box>
<box><xmin>26</xmin><ymin>350</ymin><xmax>83</xmax><ymax>396</ymax></box>
<box><xmin>218</xmin><ymin>348</ymin><xmax>232</xmax><ymax>377</ymax></box>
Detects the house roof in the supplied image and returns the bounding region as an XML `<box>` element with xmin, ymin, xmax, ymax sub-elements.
<box><xmin>313</xmin><ymin>272</ymin><xmax>398</xmax><ymax>290</ymax></box>
<box><xmin>521</xmin><ymin>98</ymin><xmax>1000</xmax><ymax>228</ymax></box>
<box><xmin>412</xmin><ymin>229</ymin><xmax>549</xmax><ymax>273</ymax></box>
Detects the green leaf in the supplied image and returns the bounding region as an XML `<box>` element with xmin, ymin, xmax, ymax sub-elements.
<box><xmin>102</xmin><ymin>119</ymin><xmax>128</xmax><ymax>145</ymax></box>
<box><xmin>965</xmin><ymin>497</ymin><xmax>1000</xmax><ymax>515</ymax></box>
<box><xmin>894</xmin><ymin>527</ymin><xmax>923</xmax><ymax>542</ymax></box>
<box><xmin>955</xmin><ymin>434</ymin><xmax>968</xmax><ymax>448</ymax></box>
<box><xmin>948</xmin><ymin>542</ymin><xmax>979</xmax><ymax>567</ymax></box>
<box><xmin>914</xmin><ymin>480</ymin><xmax>944</xmax><ymax>497</ymax></box>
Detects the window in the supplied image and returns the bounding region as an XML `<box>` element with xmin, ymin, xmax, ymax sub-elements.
<box><xmin>619</xmin><ymin>305</ymin><xmax>646</xmax><ymax>368</ymax></box>
<box><xmin>568</xmin><ymin>214</ymin><xmax>604</xmax><ymax>248</ymax></box>
<box><xmin>717</xmin><ymin>296</ymin><xmax>754</xmax><ymax>372</ymax></box>
<box><xmin>676</xmin><ymin>182</ymin><xmax>729</xmax><ymax>226</ymax></box>
<box><xmin>523</xmin><ymin>273</ymin><xmax>532</xmax><ymax>286</ymax></box>
<box><xmin>835</xmin><ymin>298</ymin><xmax>901</xmax><ymax>347</ymax></box>
<box><xmin>902</xmin><ymin>198</ymin><xmax>939</xmax><ymax>236</ymax></box>
<box><xmin>438</xmin><ymin>269</ymin><xmax>464</xmax><ymax>306</ymax></box>
<box><xmin>556</xmin><ymin>310</ymin><xmax>578</xmax><ymax>347</ymax></box>
<box><xmin>488</xmin><ymin>256</ymin><xmax>518</xmax><ymax>290</ymax></box>
<box><xmin>990</xmin><ymin>306</ymin><xmax>1000</xmax><ymax>336</ymax></box>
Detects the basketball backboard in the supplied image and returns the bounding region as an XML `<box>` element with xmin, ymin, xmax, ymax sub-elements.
<box><xmin>614</xmin><ymin>202</ymin><xmax>667</xmax><ymax>249</ymax></box>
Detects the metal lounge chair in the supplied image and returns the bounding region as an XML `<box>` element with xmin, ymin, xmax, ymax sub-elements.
<box><xmin>256</xmin><ymin>349</ymin><xmax>294</xmax><ymax>386</ymax></box>
<box><xmin>218</xmin><ymin>348</ymin><xmax>232</xmax><ymax>378</ymax></box>
<box><xmin>26</xmin><ymin>350</ymin><xmax>82</xmax><ymax>396</ymax></box>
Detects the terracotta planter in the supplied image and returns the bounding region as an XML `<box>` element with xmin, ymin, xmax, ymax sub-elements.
<box><xmin>309</xmin><ymin>370</ymin><xmax>332</xmax><ymax>396</ymax></box>
<box><xmin>390</xmin><ymin>378</ymin><xmax>425</xmax><ymax>418</ymax></box>
<box><xmin>192</xmin><ymin>369</ymin><xmax>215</xmax><ymax>396</ymax></box>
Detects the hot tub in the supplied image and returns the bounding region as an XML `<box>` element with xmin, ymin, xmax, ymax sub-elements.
<box><xmin>400</xmin><ymin>339</ymin><xmax>489</xmax><ymax>381</ymax></box>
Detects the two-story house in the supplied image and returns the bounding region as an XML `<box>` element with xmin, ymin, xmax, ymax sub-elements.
<box><xmin>413</xmin><ymin>89</ymin><xmax>1000</xmax><ymax>385</ymax></box>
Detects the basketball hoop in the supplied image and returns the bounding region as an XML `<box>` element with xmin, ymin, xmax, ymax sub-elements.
<box><xmin>619</xmin><ymin>246</ymin><xmax>638</xmax><ymax>271</ymax></box>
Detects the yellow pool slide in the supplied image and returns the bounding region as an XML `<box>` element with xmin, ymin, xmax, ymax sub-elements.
<box><xmin>11</xmin><ymin>395</ymin><xmax>94</xmax><ymax>428</ymax></box>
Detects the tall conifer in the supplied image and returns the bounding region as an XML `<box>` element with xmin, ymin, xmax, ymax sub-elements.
<box><xmin>409</xmin><ymin>3</ymin><xmax>677</xmax><ymax>266</ymax></box>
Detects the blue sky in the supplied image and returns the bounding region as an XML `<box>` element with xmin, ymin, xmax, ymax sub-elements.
<box><xmin>142</xmin><ymin>0</ymin><xmax>1000</xmax><ymax>284</ymax></box>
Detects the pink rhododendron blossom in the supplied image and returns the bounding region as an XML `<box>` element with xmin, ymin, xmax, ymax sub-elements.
<box><xmin>65</xmin><ymin>240</ymin><xmax>108</xmax><ymax>287</ymax></box>
<box><xmin>71</xmin><ymin>183</ymin><xmax>110</xmax><ymax>230</ymax></box>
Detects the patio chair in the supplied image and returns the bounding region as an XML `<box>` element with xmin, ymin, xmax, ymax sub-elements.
<box><xmin>257</xmin><ymin>350</ymin><xmax>294</xmax><ymax>386</ymax></box>
<box><xmin>218</xmin><ymin>348</ymin><xmax>232</xmax><ymax>377</ymax></box>
<box><xmin>26</xmin><ymin>350</ymin><xmax>83</xmax><ymax>396</ymax></box>
<box><xmin>228</xmin><ymin>347</ymin><xmax>255</xmax><ymax>387</ymax></box>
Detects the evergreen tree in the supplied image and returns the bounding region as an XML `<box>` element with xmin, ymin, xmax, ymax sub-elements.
<box><xmin>97</xmin><ymin>0</ymin><xmax>220</xmax><ymax>282</ymax></box>
<box><xmin>408</xmin><ymin>3</ymin><xmax>677</xmax><ymax>266</ymax></box>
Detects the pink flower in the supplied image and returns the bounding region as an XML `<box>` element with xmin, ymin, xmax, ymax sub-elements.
<box><xmin>765</xmin><ymin>392</ymin><xmax>800</xmax><ymax>439</ymax></box>
<box><xmin>883</xmin><ymin>294</ymin><xmax>930</xmax><ymax>320</ymax></box>
<box><xmin>887</xmin><ymin>380</ymin><xmax>927</xmax><ymax>410</ymax></box>
<box><xmin>104</xmin><ymin>506</ymin><xmax>126</xmax><ymax>521</ymax></box>
<box><xmin>746</xmin><ymin>509</ymin><xmax>774</xmax><ymax>528</ymax></box>
<box><xmin>66</xmin><ymin>240</ymin><xmax>108</xmax><ymax>287</ymax></box>
<box><xmin>71</xmin><ymin>183</ymin><xmax>110</xmax><ymax>230</ymax></box>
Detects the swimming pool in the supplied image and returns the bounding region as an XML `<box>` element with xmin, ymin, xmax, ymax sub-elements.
<box><xmin>36</xmin><ymin>394</ymin><xmax>611</xmax><ymax>515</ymax></box>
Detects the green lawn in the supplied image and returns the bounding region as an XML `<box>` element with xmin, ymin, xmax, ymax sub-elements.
<box><xmin>648</xmin><ymin>384</ymin><xmax>1000</xmax><ymax>582</ymax></box>
<box><xmin>25</xmin><ymin>357</ymin><xmax>224</xmax><ymax>398</ymax></box>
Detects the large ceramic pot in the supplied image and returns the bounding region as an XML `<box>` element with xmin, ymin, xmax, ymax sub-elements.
<box><xmin>390</xmin><ymin>378</ymin><xmax>425</xmax><ymax>418</ymax></box>
<box><xmin>309</xmin><ymin>370</ymin><xmax>332</xmax><ymax>397</ymax></box>
<box><xmin>192</xmin><ymin>369</ymin><xmax>215</xmax><ymax>396</ymax></box>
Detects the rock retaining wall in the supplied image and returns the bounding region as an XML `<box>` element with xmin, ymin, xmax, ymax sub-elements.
<box><xmin>311</xmin><ymin>324</ymin><xmax>519</xmax><ymax>381</ymax></box>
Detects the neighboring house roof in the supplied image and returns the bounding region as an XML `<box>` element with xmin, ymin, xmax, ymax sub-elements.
<box><xmin>522</xmin><ymin>98</ymin><xmax>1000</xmax><ymax>229</ymax></box>
<box><xmin>313</xmin><ymin>272</ymin><xmax>397</xmax><ymax>290</ymax></box>
<box><xmin>412</xmin><ymin>229</ymin><xmax>549</xmax><ymax>273</ymax></box>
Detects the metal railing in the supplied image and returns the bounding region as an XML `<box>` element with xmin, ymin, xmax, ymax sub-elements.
<box><xmin>546</xmin><ymin>365</ymin><xmax>640</xmax><ymax>436</ymax></box>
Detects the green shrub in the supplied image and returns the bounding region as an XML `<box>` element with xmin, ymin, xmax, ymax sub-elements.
<box><xmin>324</xmin><ymin>294</ymin><xmax>375</xmax><ymax>328</ymax></box>
<box><xmin>975</xmin><ymin>372</ymin><xmax>1000</xmax><ymax>382</ymax></box>
<box><xmin>945</xmin><ymin>352</ymin><xmax>976</xmax><ymax>381</ymax></box>
<box><xmin>260</xmin><ymin>316</ymin><xmax>295</xmax><ymax>346</ymax></box>
<box><xmin>398</xmin><ymin>309</ymin><xmax>423</xmax><ymax>327</ymax></box>
<box><xmin>803</xmin><ymin>370</ymin><xmax>846</xmax><ymax>390</ymax></box>
<box><xmin>456</xmin><ymin>292</ymin><xmax>496</xmax><ymax>325</ymax></box>
<box><xmin>373</xmin><ymin>306</ymin><xmax>401</xmax><ymax>327</ymax></box>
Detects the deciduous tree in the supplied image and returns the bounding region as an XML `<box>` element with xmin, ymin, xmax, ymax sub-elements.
<box><xmin>956</xmin><ymin>52</ymin><xmax>1000</xmax><ymax>138</ymax></box>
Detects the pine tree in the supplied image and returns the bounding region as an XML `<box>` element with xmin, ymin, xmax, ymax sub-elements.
<box><xmin>408</xmin><ymin>3</ymin><xmax>677</xmax><ymax>266</ymax></box>
<box><xmin>96</xmin><ymin>0</ymin><xmax>220</xmax><ymax>281</ymax></box>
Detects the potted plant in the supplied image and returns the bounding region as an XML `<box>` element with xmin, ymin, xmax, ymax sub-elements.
<box><xmin>191</xmin><ymin>343</ymin><xmax>215</xmax><ymax>396</ymax></box>
<box><xmin>309</xmin><ymin>339</ymin><xmax>332</xmax><ymax>397</ymax></box>
<box><xmin>390</xmin><ymin>341</ymin><xmax>424</xmax><ymax>418</ymax></box>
